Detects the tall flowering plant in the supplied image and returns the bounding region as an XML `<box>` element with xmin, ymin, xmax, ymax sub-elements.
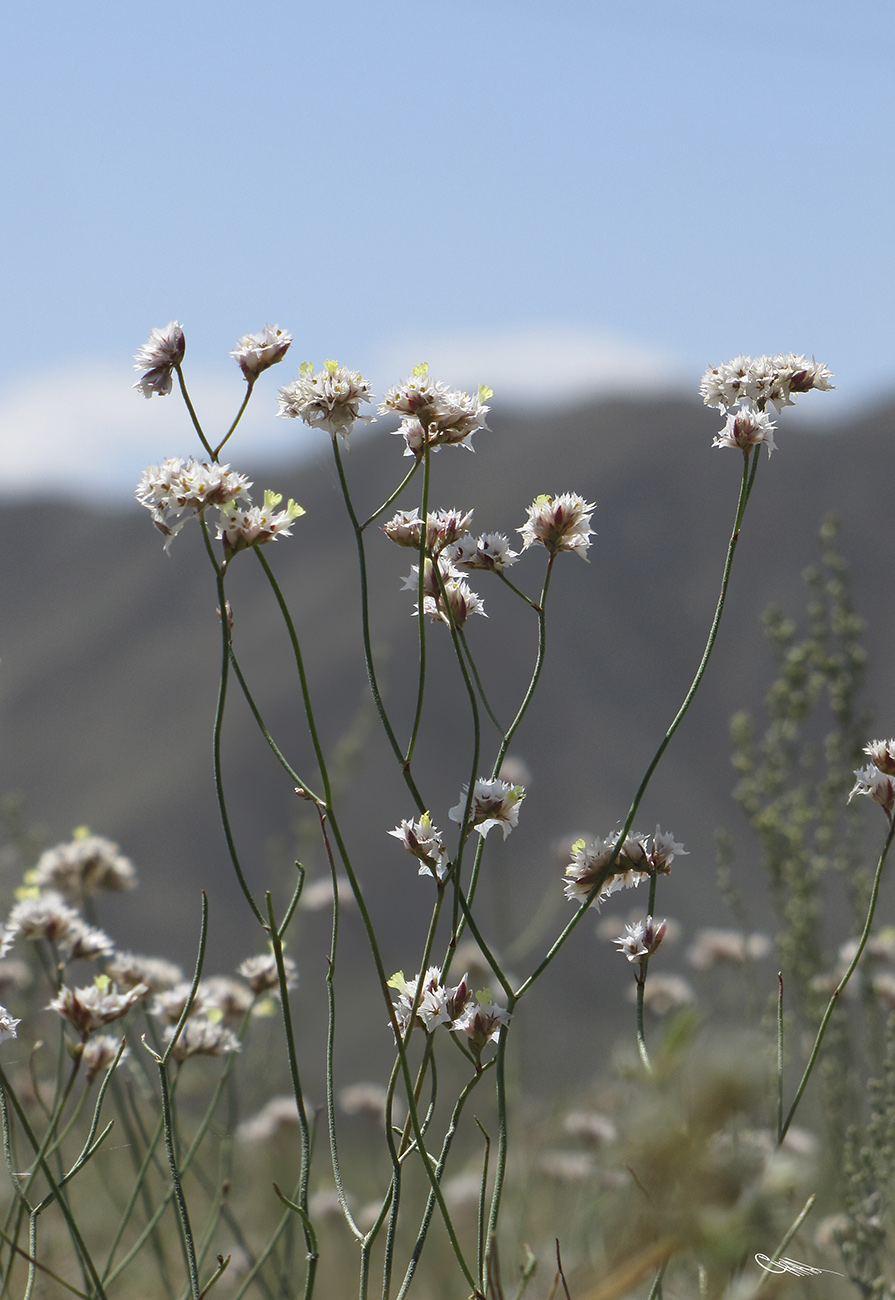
<box><xmin>7</xmin><ymin>332</ymin><xmax>892</xmax><ymax>1300</ymax></box>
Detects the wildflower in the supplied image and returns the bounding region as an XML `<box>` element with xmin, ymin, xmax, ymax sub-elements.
<box><xmin>383</xmin><ymin>507</ymin><xmax>475</xmax><ymax>554</ymax></box>
<box><xmin>32</xmin><ymin>832</ymin><xmax>136</xmax><ymax>899</ymax></box>
<box><xmin>401</xmin><ymin>556</ymin><xmax>486</xmax><ymax>627</ymax></box>
<box><xmin>231</xmin><ymin>324</ymin><xmax>292</xmax><ymax>381</ymax></box>
<box><xmin>278</xmin><ymin>360</ymin><xmax>374</xmax><ymax>439</ymax></box>
<box><xmin>447</xmin><ymin>532</ymin><xmax>520</xmax><ymax>573</ymax></box>
<box><xmin>133</xmin><ymin>321</ymin><xmax>185</xmax><ymax>398</ymax></box>
<box><xmin>82</xmin><ymin>1034</ymin><xmax>126</xmax><ymax>1083</ymax></box>
<box><xmin>862</xmin><ymin>738</ymin><xmax>895</xmax><ymax>776</ymax></box>
<box><xmin>217</xmin><ymin>490</ymin><xmax>305</xmax><ymax>557</ymax></box>
<box><xmin>389</xmin><ymin>813</ymin><xmax>450</xmax><ymax>881</ymax></box>
<box><xmin>388</xmin><ymin>967</ymin><xmax>470</xmax><ymax>1036</ymax></box>
<box><xmin>48</xmin><ymin>978</ymin><xmax>147</xmax><ymax>1038</ymax></box>
<box><xmin>700</xmin><ymin>353</ymin><xmax>834</xmax><ymax>414</ymax></box>
<box><xmin>165</xmin><ymin>1017</ymin><xmax>241</xmax><ymax>1061</ymax></box>
<box><xmin>518</xmin><ymin>493</ymin><xmax>595</xmax><ymax>559</ymax></box>
<box><xmin>381</xmin><ymin>363</ymin><xmax>491</xmax><ymax>458</ymax></box>
<box><xmin>449</xmin><ymin>778</ymin><xmax>525</xmax><ymax>841</ymax></box>
<box><xmin>238</xmin><ymin>952</ymin><xmax>298</xmax><ymax>995</ymax></box>
<box><xmin>0</xmin><ymin>1006</ymin><xmax>20</xmax><ymax>1045</ymax></box>
<box><xmin>452</xmin><ymin>993</ymin><xmax>510</xmax><ymax>1048</ymax></box>
<box><xmin>151</xmin><ymin>981</ymin><xmax>210</xmax><ymax>1024</ymax></box>
<box><xmin>2</xmin><ymin>891</ymin><xmax>82</xmax><ymax>954</ymax></box>
<box><xmin>63</xmin><ymin>919</ymin><xmax>115</xmax><ymax>963</ymax></box>
<box><xmin>712</xmin><ymin>406</ymin><xmax>778</xmax><ymax>457</ymax></box>
<box><xmin>107</xmin><ymin>952</ymin><xmax>184</xmax><ymax>992</ymax></box>
<box><xmin>563</xmin><ymin>827</ymin><xmax>686</xmax><ymax>909</ymax></box>
<box><xmin>136</xmin><ymin>458</ymin><xmax>252</xmax><ymax>549</ymax></box>
<box><xmin>614</xmin><ymin>916</ymin><xmax>667</xmax><ymax>963</ymax></box>
<box><xmin>687</xmin><ymin>929</ymin><xmax>771</xmax><ymax>969</ymax></box>
<box><xmin>849</xmin><ymin>762</ymin><xmax>895</xmax><ymax>816</ymax></box>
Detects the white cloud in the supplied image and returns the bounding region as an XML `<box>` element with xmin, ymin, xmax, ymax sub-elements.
<box><xmin>0</xmin><ymin>328</ymin><xmax>691</xmax><ymax>500</ymax></box>
<box><xmin>369</xmin><ymin>325</ymin><xmax>691</xmax><ymax>406</ymax></box>
<box><xmin>0</xmin><ymin>365</ymin><xmax>309</xmax><ymax>500</ymax></box>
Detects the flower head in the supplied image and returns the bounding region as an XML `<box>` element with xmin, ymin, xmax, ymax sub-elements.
<box><xmin>165</xmin><ymin>1017</ymin><xmax>241</xmax><ymax>1062</ymax></box>
<box><xmin>700</xmin><ymin>353</ymin><xmax>834</xmax><ymax>414</ymax></box>
<box><xmin>136</xmin><ymin>458</ymin><xmax>252</xmax><ymax>549</ymax></box>
<box><xmin>278</xmin><ymin>360</ymin><xmax>374</xmax><ymax>439</ymax></box>
<box><xmin>401</xmin><ymin>556</ymin><xmax>486</xmax><ymax>628</ymax></box>
<box><xmin>449</xmin><ymin>779</ymin><xmax>525</xmax><ymax>840</ymax></box>
<box><xmin>32</xmin><ymin>832</ymin><xmax>136</xmax><ymax>900</ymax></box>
<box><xmin>238</xmin><ymin>952</ymin><xmax>298</xmax><ymax>995</ymax></box>
<box><xmin>381</xmin><ymin>364</ymin><xmax>491</xmax><ymax>458</ymax></box>
<box><xmin>0</xmin><ymin>1006</ymin><xmax>20</xmax><ymax>1045</ymax></box>
<box><xmin>231</xmin><ymin>324</ymin><xmax>292</xmax><ymax>381</ymax></box>
<box><xmin>389</xmin><ymin>813</ymin><xmax>450</xmax><ymax>882</ymax></box>
<box><xmin>106</xmin><ymin>953</ymin><xmax>184</xmax><ymax>993</ymax></box>
<box><xmin>451</xmin><ymin>994</ymin><xmax>510</xmax><ymax>1048</ymax></box>
<box><xmin>446</xmin><ymin>531</ymin><xmax>520</xmax><ymax>573</ymax></box>
<box><xmin>216</xmin><ymin>490</ymin><xmax>305</xmax><ymax>558</ymax></box>
<box><xmin>518</xmin><ymin>493</ymin><xmax>595</xmax><ymax>559</ymax></box>
<box><xmin>563</xmin><ymin>827</ymin><xmax>686</xmax><ymax>908</ymax></box>
<box><xmin>849</xmin><ymin>762</ymin><xmax>895</xmax><ymax>817</ymax></box>
<box><xmin>82</xmin><ymin>1034</ymin><xmax>126</xmax><ymax>1083</ymax></box>
<box><xmin>48</xmin><ymin>977</ymin><xmax>147</xmax><ymax>1038</ymax></box>
<box><xmin>2</xmin><ymin>891</ymin><xmax>82</xmax><ymax>954</ymax></box>
<box><xmin>712</xmin><ymin>406</ymin><xmax>778</xmax><ymax>457</ymax></box>
<box><xmin>383</xmin><ymin>508</ymin><xmax>475</xmax><ymax>554</ymax></box>
<box><xmin>133</xmin><ymin>321</ymin><xmax>185</xmax><ymax>398</ymax></box>
<box><xmin>614</xmin><ymin>916</ymin><xmax>667</xmax><ymax>963</ymax></box>
<box><xmin>862</xmin><ymin>739</ymin><xmax>895</xmax><ymax>776</ymax></box>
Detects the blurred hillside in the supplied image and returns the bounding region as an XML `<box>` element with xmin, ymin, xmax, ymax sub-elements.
<box><xmin>1</xmin><ymin>393</ymin><xmax>893</xmax><ymax>1091</ymax></box>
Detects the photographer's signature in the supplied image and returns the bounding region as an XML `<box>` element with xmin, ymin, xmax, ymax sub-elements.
<box><xmin>755</xmin><ymin>1253</ymin><xmax>843</xmax><ymax>1278</ymax></box>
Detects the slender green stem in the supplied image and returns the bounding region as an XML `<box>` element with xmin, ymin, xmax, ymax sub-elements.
<box><xmin>752</xmin><ymin>1194</ymin><xmax>816</xmax><ymax>1295</ymax></box>
<box><xmin>404</xmin><ymin>452</ymin><xmax>433</xmax><ymax>769</ymax></box>
<box><xmin>516</xmin><ymin>451</ymin><xmax>760</xmax><ymax>1000</ymax></box>
<box><xmin>780</xmin><ymin>816</ymin><xmax>895</xmax><ymax>1142</ymax></box>
<box><xmin>484</xmin><ymin>1008</ymin><xmax>514</xmax><ymax>1290</ymax></box>
<box><xmin>226</xmin><ymin>646</ymin><xmax>322</xmax><ymax>803</ymax></box>
<box><xmin>776</xmin><ymin>971</ymin><xmax>784</xmax><ymax>1142</ymax></box>
<box><xmin>330</xmin><ymin>435</ymin><xmax>426</xmax><ymax>810</ymax></box>
<box><xmin>175</xmin><ymin>367</ymin><xmax>215</xmax><ymax>460</ymax></box>
<box><xmin>360</xmin><ymin>461</ymin><xmax>420</xmax><ymax>530</ymax></box>
<box><xmin>213</xmin><ymin>381</ymin><xmax>255</xmax><ymax>459</ymax></box>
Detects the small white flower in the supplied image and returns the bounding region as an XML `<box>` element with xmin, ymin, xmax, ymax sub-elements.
<box><xmin>862</xmin><ymin>739</ymin><xmax>895</xmax><ymax>776</ymax></box>
<box><xmin>451</xmin><ymin>994</ymin><xmax>510</xmax><ymax>1047</ymax></box>
<box><xmin>449</xmin><ymin>779</ymin><xmax>525</xmax><ymax>840</ymax></box>
<box><xmin>33</xmin><ymin>833</ymin><xmax>136</xmax><ymax>899</ymax></box>
<box><xmin>518</xmin><ymin>493</ymin><xmax>595</xmax><ymax>559</ymax></box>
<box><xmin>389</xmin><ymin>814</ymin><xmax>450</xmax><ymax>881</ymax></box>
<box><xmin>216</xmin><ymin>490</ymin><xmax>305</xmax><ymax>557</ymax></box>
<box><xmin>238</xmin><ymin>952</ymin><xmax>298</xmax><ymax>995</ymax></box>
<box><xmin>712</xmin><ymin>405</ymin><xmax>778</xmax><ymax>456</ymax></box>
<box><xmin>231</xmin><ymin>324</ymin><xmax>292</xmax><ymax>381</ymax></box>
<box><xmin>82</xmin><ymin>1034</ymin><xmax>126</xmax><ymax>1083</ymax></box>
<box><xmin>614</xmin><ymin>916</ymin><xmax>667</xmax><ymax>963</ymax></box>
<box><xmin>133</xmin><ymin>321</ymin><xmax>186</xmax><ymax>398</ymax></box>
<box><xmin>848</xmin><ymin>763</ymin><xmax>895</xmax><ymax>816</ymax></box>
<box><xmin>278</xmin><ymin>360</ymin><xmax>374</xmax><ymax>439</ymax></box>
<box><xmin>165</xmin><ymin>1017</ymin><xmax>241</xmax><ymax>1062</ymax></box>
<box><xmin>0</xmin><ymin>1005</ymin><xmax>20</xmax><ymax>1045</ymax></box>
<box><xmin>700</xmin><ymin>353</ymin><xmax>834</xmax><ymax>419</ymax></box>
<box><xmin>381</xmin><ymin>363</ymin><xmax>491</xmax><ymax>458</ymax></box>
<box><xmin>48</xmin><ymin>978</ymin><xmax>147</xmax><ymax>1038</ymax></box>
<box><xmin>450</xmin><ymin>532</ymin><xmax>520</xmax><ymax>573</ymax></box>
<box><xmin>563</xmin><ymin>827</ymin><xmax>685</xmax><ymax>909</ymax></box>
<box><xmin>383</xmin><ymin>508</ymin><xmax>474</xmax><ymax>554</ymax></box>
<box><xmin>136</xmin><ymin>458</ymin><xmax>252</xmax><ymax>549</ymax></box>
<box><xmin>401</xmin><ymin>556</ymin><xmax>486</xmax><ymax>628</ymax></box>
<box><xmin>106</xmin><ymin>953</ymin><xmax>184</xmax><ymax>992</ymax></box>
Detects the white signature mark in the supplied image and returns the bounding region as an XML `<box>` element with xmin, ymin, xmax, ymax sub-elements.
<box><xmin>755</xmin><ymin>1253</ymin><xmax>844</xmax><ymax>1278</ymax></box>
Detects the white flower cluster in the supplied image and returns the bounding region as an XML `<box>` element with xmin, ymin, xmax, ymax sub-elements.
<box><xmin>133</xmin><ymin>321</ymin><xmax>186</xmax><ymax>398</ymax></box>
<box><xmin>563</xmin><ymin>827</ymin><xmax>687</xmax><ymax>909</ymax></box>
<box><xmin>449</xmin><ymin>778</ymin><xmax>525</xmax><ymax>841</ymax></box>
<box><xmin>700</xmin><ymin>353</ymin><xmax>834</xmax><ymax>458</ymax></box>
<box><xmin>136</xmin><ymin>460</ymin><xmax>303</xmax><ymax>557</ymax></box>
<box><xmin>1</xmin><ymin>891</ymin><xmax>113</xmax><ymax>963</ymax></box>
<box><xmin>614</xmin><ymin>915</ymin><xmax>667</xmax><ymax>963</ymax></box>
<box><xmin>849</xmin><ymin>738</ymin><xmax>895</xmax><ymax>818</ymax></box>
<box><xmin>381</xmin><ymin>363</ymin><xmax>491</xmax><ymax>459</ymax></box>
<box><xmin>389</xmin><ymin>967</ymin><xmax>510</xmax><ymax>1048</ymax></box>
<box><xmin>278</xmin><ymin>360</ymin><xmax>375</xmax><ymax>439</ymax></box>
<box><xmin>401</xmin><ymin>555</ymin><xmax>487</xmax><ymax>628</ymax></box>
<box><xmin>518</xmin><ymin>493</ymin><xmax>595</xmax><ymax>559</ymax></box>
<box><xmin>231</xmin><ymin>324</ymin><xmax>292</xmax><ymax>382</ymax></box>
<box><xmin>32</xmin><ymin>833</ymin><xmax>136</xmax><ymax>900</ymax></box>
<box><xmin>389</xmin><ymin>813</ymin><xmax>450</xmax><ymax>882</ymax></box>
<box><xmin>0</xmin><ymin>1006</ymin><xmax>20</xmax><ymax>1046</ymax></box>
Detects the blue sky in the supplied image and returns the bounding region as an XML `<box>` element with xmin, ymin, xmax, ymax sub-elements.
<box><xmin>3</xmin><ymin>0</ymin><xmax>893</xmax><ymax>496</ymax></box>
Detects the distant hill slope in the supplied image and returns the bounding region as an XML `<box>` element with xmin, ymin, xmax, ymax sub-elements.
<box><xmin>2</xmin><ymin>394</ymin><xmax>893</xmax><ymax>1086</ymax></box>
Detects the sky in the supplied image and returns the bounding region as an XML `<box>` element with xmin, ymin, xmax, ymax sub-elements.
<box><xmin>3</xmin><ymin>0</ymin><xmax>894</xmax><ymax>498</ymax></box>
